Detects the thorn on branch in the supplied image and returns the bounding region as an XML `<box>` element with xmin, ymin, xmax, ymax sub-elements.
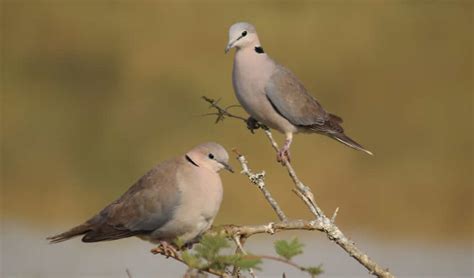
<box><xmin>331</xmin><ymin>207</ymin><xmax>339</xmax><ymax>223</ymax></box>
<box><xmin>265</xmin><ymin>222</ymin><xmax>276</xmax><ymax>234</ymax></box>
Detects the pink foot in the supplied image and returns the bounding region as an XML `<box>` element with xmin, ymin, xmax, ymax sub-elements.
<box><xmin>276</xmin><ymin>139</ymin><xmax>292</xmax><ymax>165</ymax></box>
<box><xmin>276</xmin><ymin>148</ymin><xmax>291</xmax><ymax>165</ymax></box>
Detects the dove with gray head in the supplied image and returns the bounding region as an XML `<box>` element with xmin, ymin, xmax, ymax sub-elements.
<box><xmin>225</xmin><ymin>22</ymin><xmax>372</xmax><ymax>163</ymax></box>
<box><xmin>48</xmin><ymin>142</ymin><xmax>232</xmax><ymax>251</ymax></box>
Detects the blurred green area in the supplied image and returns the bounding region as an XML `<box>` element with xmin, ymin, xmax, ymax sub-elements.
<box><xmin>1</xmin><ymin>1</ymin><xmax>472</xmax><ymax>241</ymax></box>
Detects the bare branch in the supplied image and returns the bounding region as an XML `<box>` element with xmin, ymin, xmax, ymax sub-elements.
<box><xmin>214</xmin><ymin>220</ymin><xmax>324</xmax><ymax>238</ymax></box>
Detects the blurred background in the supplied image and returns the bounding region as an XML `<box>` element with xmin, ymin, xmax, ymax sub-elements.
<box><xmin>1</xmin><ymin>1</ymin><xmax>472</xmax><ymax>277</ymax></box>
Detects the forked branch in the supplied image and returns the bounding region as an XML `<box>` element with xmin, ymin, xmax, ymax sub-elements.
<box><xmin>202</xmin><ymin>96</ymin><xmax>394</xmax><ymax>278</ymax></box>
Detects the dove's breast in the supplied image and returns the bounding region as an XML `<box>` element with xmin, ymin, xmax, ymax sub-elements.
<box><xmin>232</xmin><ymin>49</ymin><xmax>297</xmax><ymax>133</ymax></box>
<box><xmin>148</xmin><ymin>163</ymin><xmax>223</xmax><ymax>244</ymax></box>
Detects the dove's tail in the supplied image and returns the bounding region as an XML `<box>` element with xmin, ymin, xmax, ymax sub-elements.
<box><xmin>330</xmin><ymin>133</ymin><xmax>373</xmax><ymax>156</ymax></box>
<box><xmin>47</xmin><ymin>223</ymin><xmax>92</xmax><ymax>243</ymax></box>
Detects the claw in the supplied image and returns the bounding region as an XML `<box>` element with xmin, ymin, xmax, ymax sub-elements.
<box><xmin>151</xmin><ymin>241</ymin><xmax>179</xmax><ymax>258</ymax></box>
<box><xmin>276</xmin><ymin>148</ymin><xmax>291</xmax><ymax>165</ymax></box>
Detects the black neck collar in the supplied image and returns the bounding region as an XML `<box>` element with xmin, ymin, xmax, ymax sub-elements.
<box><xmin>185</xmin><ymin>155</ymin><xmax>199</xmax><ymax>167</ymax></box>
<box><xmin>254</xmin><ymin>46</ymin><xmax>265</xmax><ymax>54</ymax></box>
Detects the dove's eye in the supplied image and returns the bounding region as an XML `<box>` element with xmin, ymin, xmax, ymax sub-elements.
<box><xmin>241</xmin><ymin>31</ymin><xmax>247</xmax><ymax>37</ymax></box>
<box><xmin>208</xmin><ymin>153</ymin><xmax>215</xmax><ymax>159</ymax></box>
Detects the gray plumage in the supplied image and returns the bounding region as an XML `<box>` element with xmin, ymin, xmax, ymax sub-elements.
<box><xmin>48</xmin><ymin>142</ymin><xmax>232</xmax><ymax>245</ymax></box>
<box><xmin>226</xmin><ymin>22</ymin><xmax>372</xmax><ymax>161</ymax></box>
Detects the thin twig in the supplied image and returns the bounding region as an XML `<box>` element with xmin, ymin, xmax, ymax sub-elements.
<box><xmin>253</xmin><ymin>255</ymin><xmax>321</xmax><ymax>276</ymax></box>
<box><xmin>232</xmin><ymin>235</ymin><xmax>257</xmax><ymax>278</ymax></box>
<box><xmin>233</xmin><ymin>149</ymin><xmax>288</xmax><ymax>222</ymax></box>
<box><xmin>262</xmin><ymin>129</ymin><xmax>325</xmax><ymax>219</ymax></box>
<box><xmin>202</xmin><ymin>96</ymin><xmax>247</xmax><ymax>123</ymax></box>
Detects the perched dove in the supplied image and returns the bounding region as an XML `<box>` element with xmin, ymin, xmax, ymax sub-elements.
<box><xmin>48</xmin><ymin>142</ymin><xmax>233</xmax><ymax>252</ymax></box>
<box><xmin>225</xmin><ymin>22</ymin><xmax>372</xmax><ymax>163</ymax></box>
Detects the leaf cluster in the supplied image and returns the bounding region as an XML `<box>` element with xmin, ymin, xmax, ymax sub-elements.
<box><xmin>181</xmin><ymin>234</ymin><xmax>261</xmax><ymax>275</ymax></box>
<box><xmin>274</xmin><ymin>238</ymin><xmax>323</xmax><ymax>277</ymax></box>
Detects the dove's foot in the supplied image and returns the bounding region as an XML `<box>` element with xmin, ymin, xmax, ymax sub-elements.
<box><xmin>151</xmin><ymin>241</ymin><xmax>179</xmax><ymax>257</ymax></box>
<box><xmin>276</xmin><ymin>138</ymin><xmax>292</xmax><ymax>165</ymax></box>
<box><xmin>277</xmin><ymin>148</ymin><xmax>291</xmax><ymax>165</ymax></box>
<box><xmin>277</xmin><ymin>136</ymin><xmax>292</xmax><ymax>166</ymax></box>
<box><xmin>246</xmin><ymin>117</ymin><xmax>261</xmax><ymax>134</ymax></box>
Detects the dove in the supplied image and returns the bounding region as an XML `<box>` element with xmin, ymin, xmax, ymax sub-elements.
<box><xmin>225</xmin><ymin>22</ymin><xmax>372</xmax><ymax>163</ymax></box>
<box><xmin>47</xmin><ymin>142</ymin><xmax>233</xmax><ymax>253</ymax></box>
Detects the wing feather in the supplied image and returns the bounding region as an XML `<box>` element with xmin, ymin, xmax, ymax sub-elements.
<box><xmin>83</xmin><ymin>159</ymin><xmax>182</xmax><ymax>242</ymax></box>
<box><xmin>265</xmin><ymin>65</ymin><xmax>328</xmax><ymax>126</ymax></box>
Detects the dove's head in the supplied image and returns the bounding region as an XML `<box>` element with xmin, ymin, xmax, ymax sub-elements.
<box><xmin>225</xmin><ymin>22</ymin><xmax>260</xmax><ymax>53</ymax></box>
<box><xmin>186</xmin><ymin>142</ymin><xmax>233</xmax><ymax>173</ymax></box>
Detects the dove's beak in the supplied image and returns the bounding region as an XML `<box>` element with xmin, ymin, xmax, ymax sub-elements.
<box><xmin>225</xmin><ymin>42</ymin><xmax>234</xmax><ymax>54</ymax></box>
<box><xmin>225</xmin><ymin>35</ymin><xmax>242</xmax><ymax>54</ymax></box>
<box><xmin>218</xmin><ymin>160</ymin><xmax>234</xmax><ymax>173</ymax></box>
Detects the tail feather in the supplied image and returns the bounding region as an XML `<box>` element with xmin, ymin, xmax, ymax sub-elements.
<box><xmin>330</xmin><ymin>133</ymin><xmax>373</xmax><ymax>156</ymax></box>
<box><xmin>47</xmin><ymin>223</ymin><xmax>92</xmax><ymax>243</ymax></box>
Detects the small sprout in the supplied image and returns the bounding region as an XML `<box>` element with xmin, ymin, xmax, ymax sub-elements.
<box><xmin>233</xmin><ymin>255</ymin><xmax>262</xmax><ymax>271</ymax></box>
<box><xmin>195</xmin><ymin>234</ymin><xmax>230</xmax><ymax>262</ymax></box>
<box><xmin>184</xmin><ymin>234</ymin><xmax>262</xmax><ymax>273</ymax></box>
<box><xmin>274</xmin><ymin>238</ymin><xmax>304</xmax><ymax>260</ymax></box>
<box><xmin>304</xmin><ymin>265</ymin><xmax>324</xmax><ymax>277</ymax></box>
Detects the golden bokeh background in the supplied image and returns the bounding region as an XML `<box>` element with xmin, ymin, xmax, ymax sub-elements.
<box><xmin>2</xmin><ymin>0</ymin><xmax>472</xmax><ymax>252</ymax></box>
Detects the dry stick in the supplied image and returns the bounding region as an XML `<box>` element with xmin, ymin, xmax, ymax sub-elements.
<box><xmin>263</xmin><ymin>129</ymin><xmax>323</xmax><ymax>218</ymax></box>
<box><xmin>217</xmin><ymin>220</ymin><xmax>323</xmax><ymax>238</ymax></box>
<box><xmin>202</xmin><ymin>96</ymin><xmax>394</xmax><ymax>278</ymax></box>
<box><xmin>233</xmin><ymin>149</ymin><xmax>288</xmax><ymax>222</ymax></box>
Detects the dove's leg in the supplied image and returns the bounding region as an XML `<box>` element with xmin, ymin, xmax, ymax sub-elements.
<box><xmin>277</xmin><ymin>133</ymin><xmax>293</xmax><ymax>164</ymax></box>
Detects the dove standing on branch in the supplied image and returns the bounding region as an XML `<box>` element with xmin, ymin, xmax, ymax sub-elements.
<box><xmin>48</xmin><ymin>142</ymin><xmax>233</xmax><ymax>254</ymax></box>
<box><xmin>225</xmin><ymin>22</ymin><xmax>372</xmax><ymax>163</ymax></box>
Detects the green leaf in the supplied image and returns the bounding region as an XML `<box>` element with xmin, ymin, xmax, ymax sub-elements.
<box><xmin>195</xmin><ymin>234</ymin><xmax>230</xmax><ymax>261</ymax></box>
<box><xmin>207</xmin><ymin>255</ymin><xmax>238</xmax><ymax>271</ymax></box>
<box><xmin>274</xmin><ymin>238</ymin><xmax>304</xmax><ymax>260</ymax></box>
<box><xmin>181</xmin><ymin>251</ymin><xmax>202</xmax><ymax>269</ymax></box>
<box><xmin>234</xmin><ymin>256</ymin><xmax>262</xmax><ymax>270</ymax></box>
